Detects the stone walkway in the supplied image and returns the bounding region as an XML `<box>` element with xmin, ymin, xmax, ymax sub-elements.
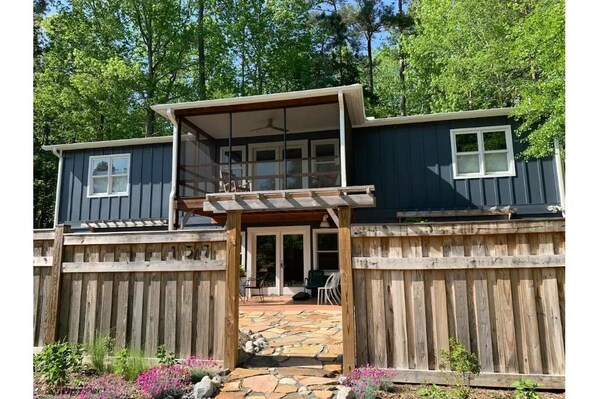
<box><xmin>216</xmin><ymin>305</ymin><xmax>344</xmax><ymax>399</ymax></box>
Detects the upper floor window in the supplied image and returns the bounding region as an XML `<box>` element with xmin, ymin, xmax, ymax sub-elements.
<box><xmin>450</xmin><ymin>126</ymin><xmax>515</xmax><ymax>179</ymax></box>
<box><xmin>88</xmin><ymin>154</ymin><xmax>130</xmax><ymax>197</ymax></box>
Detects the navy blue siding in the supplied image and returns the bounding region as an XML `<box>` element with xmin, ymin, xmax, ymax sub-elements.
<box><xmin>58</xmin><ymin>143</ymin><xmax>172</xmax><ymax>225</ymax></box>
<box><xmin>352</xmin><ymin>116</ymin><xmax>561</xmax><ymax>223</ymax></box>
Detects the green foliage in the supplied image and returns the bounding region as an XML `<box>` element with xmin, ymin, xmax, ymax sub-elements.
<box><xmin>86</xmin><ymin>334</ymin><xmax>115</xmax><ymax>373</ymax></box>
<box><xmin>33</xmin><ymin>341</ymin><xmax>84</xmax><ymax>393</ymax></box>
<box><xmin>113</xmin><ymin>348</ymin><xmax>150</xmax><ymax>381</ymax></box>
<box><xmin>156</xmin><ymin>344</ymin><xmax>177</xmax><ymax>366</ymax></box>
<box><xmin>439</xmin><ymin>338</ymin><xmax>481</xmax><ymax>399</ymax></box>
<box><xmin>512</xmin><ymin>379</ymin><xmax>540</xmax><ymax>399</ymax></box>
<box><xmin>189</xmin><ymin>369</ymin><xmax>213</xmax><ymax>384</ymax></box>
<box><xmin>417</xmin><ymin>384</ymin><xmax>450</xmax><ymax>399</ymax></box>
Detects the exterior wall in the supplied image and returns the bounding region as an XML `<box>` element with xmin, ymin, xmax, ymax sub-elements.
<box><xmin>352</xmin><ymin>116</ymin><xmax>561</xmax><ymax>223</ymax></box>
<box><xmin>58</xmin><ymin>143</ymin><xmax>172</xmax><ymax>226</ymax></box>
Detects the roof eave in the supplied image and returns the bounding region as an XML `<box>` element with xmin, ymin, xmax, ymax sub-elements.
<box><xmin>356</xmin><ymin>108</ymin><xmax>513</xmax><ymax>128</ymax></box>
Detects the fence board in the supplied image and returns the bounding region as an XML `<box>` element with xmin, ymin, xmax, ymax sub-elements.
<box><xmin>351</xmin><ymin>220</ymin><xmax>565</xmax><ymax>388</ymax></box>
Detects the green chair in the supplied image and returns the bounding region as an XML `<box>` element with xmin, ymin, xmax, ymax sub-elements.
<box><xmin>304</xmin><ymin>270</ymin><xmax>325</xmax><ymax>298</ymax></box>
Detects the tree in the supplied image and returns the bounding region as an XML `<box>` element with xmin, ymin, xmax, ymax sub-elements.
<box><xmin>347</xmin><ymin>0</ymin><xmax>393</xmax><ymax>96</ymax></box>
<box><xmin>510</xmin><ymin>0</ymin><xmax>565</xmax><ymax>158</ymax></box>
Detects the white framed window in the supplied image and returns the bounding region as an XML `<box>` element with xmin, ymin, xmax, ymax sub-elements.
<box><xmin>312</xmin><ymin>228</ymin><xmax>339</xmax><ymax>271</ymax></box>
<box><xmin>87</xmin><ymin>154</ymin><xmax>130</xmax><ymax>197</ymax></box>
<box><xmin>311</xmin><ymin>139</ymin><xmax>340</xmax><ymax>187</ymax></box>
<box><xmin>450</xmin><ymin>125</ymin><xmax>516</xmax><ymax>179</ymax></box>
<box><xmin>248</xmin><ymin>140</ymin><xmax>308</xmax><ymax>190</ymax></box>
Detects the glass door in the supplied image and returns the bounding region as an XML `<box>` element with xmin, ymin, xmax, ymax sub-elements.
<box><xmin>253</xmin><ymin>147</ymin><xmax>279</xmax><ymax>191</ymax></box>
<box><xmin>249</xmin><ymin>226</ymin><xmax>311</xmax><ymax>296</ymax></box>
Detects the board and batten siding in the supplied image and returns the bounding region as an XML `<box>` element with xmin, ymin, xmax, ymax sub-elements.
<box><xmin>352</xmin><ymin>117</ymin><xmax>561</xmax><ymax>223</ymax></box>
<box><xmin>58</xmin><ymin>143</ymin><xmax>172</xmax><ymax>225</ymax></box>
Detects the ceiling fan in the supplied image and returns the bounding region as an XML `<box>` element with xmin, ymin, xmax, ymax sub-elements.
<box><xmin>250</xmin><ymin>118</ymin><xmax>285</xmax><ymax>132</ymax></box>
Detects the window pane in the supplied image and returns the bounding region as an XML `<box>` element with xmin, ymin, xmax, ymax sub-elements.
<box><xmin>485</xmin><ymin>152</ymin><xmax>509</xmax><ymax>173</ymax></box>
<box><xmin>315</xmin><ymin>143</ymin><xmax>335</xmax><ymax>158</ymax></box>
<box><xmin>318</xmin><ymin>252</ymin><xmax>339</xmax><ymax>270</ymax></box>
<box><xmin>483</xmin><ymin>131</ymin><xmax>507</xmax><ymax>151</ymax></box>
<box><xmin>111</xmin><ymin>176</ymin><xmax>128</xmax><ymax>193</ymax></box>
<box><xmin>92</xmin><ymin>177</ymin><xmax>108</xmax><ymax>194</ymax></box>
<box><xmin>223</xmin><ymin>150</ymin><xmax>243</xmax><ymax>163</ymax></box>
<box><xmin>456</xmin><ymin>154</ymin><xmax>480</xmax><ymax>174</ymax></box>
<box><xmin>111</xmin><ymin>157</ymin><xmax>128</xmax><ymax>175</ymax></box>
<box><xmin>455</xmin><ymin>133</ymin><xmax>478</xmax><ymax>152</ymax></box>
<box><xmin>318</xmin><ymin>233</ymin><xmax>338</xmax><ymax>251</ymax></box>
<box><xmin>92</xmin><ymin>159</ymin><xmax>109</xmax><ymax>176</ymax></box>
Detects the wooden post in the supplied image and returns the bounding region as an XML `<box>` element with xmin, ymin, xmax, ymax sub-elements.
<box><xmin>224</xmin><ymin>211</ymin><xmax>241</xmax><ymax>369</ymax></box>
<box><xmin>338</xmin><ymin>207</ymin><xmax>356</xmax><ymax>372</ymax></box>
<box><xmin>43</xmin><ymin>224</ymin><xmax>70</xmax><ymax>344</ymax></box>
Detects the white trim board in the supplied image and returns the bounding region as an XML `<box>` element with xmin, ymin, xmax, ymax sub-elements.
<box><xmin>42</xmin><ymin>136</ymin><xmax>172</xmax><ymax>152</ymax></box>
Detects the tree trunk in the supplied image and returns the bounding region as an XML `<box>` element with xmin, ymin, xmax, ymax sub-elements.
<box><xmin>198</xmin><ymin>0</ymin><xmax>206</xmax><ymax>100</ymax></box>
<box><xmin>367</xmin><ymin>35</ymin><xmax>374</xmax><ymax>95</ymax></box>
<box><xmin>398</xmin><ymin>0</ymin><xmax>406</xmax><ymax>115</ymax></box>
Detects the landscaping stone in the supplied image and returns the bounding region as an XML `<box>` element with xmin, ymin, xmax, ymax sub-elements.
<box><xmin>275</xmin><ymin>367</ymin><xmax>328</xmax><ymax>377</ymax></box>
<box><xmin>278</xmin><ymin>377</ymin><xmax>297</xmax><ymax>385</ymax></box>
<box><xmin>242</xmin><ymin>374</ymin><xmax>280</xmax><ymax>393</ymax></box>
<box><xmin>193</xmin><ymin>376</ymin><xmax>215</xmax><ymax>399</ymax></box>
<box><xmin>216</xmin><ymin>392</ymin><xmax>247</xmax><ymax>399</ymax></box>
<box><xmin>279</xmin><ymin>358</ymin><xmax>323</xmax><ymax>369</ymax></box>
<box><xmin>313</xmin><ymin>391</ymin><xmax>334</xmax><ymax>399</ymax></box>
<box><xmin>274</xmin><ymin>384</ymin><xmax>297</xmax><ymax>393</ymax></box>
<box><xmin>228</xmin><ymin>368</ymin><xmax>270</xmax><ymax>381</ymax></box>
<box><xmin>265</xmin><ymin>393</ymin><xmax>286</xmax><ymax>399</ymax></box>
<box><xmin>281</xmin><ymin>346</ymin><xmax>324</xmax><ymax>356</ymax></box>
<box><xmin>296</xmin><ymin>377</ymin><xmax>337</xmax><ymax>386</ymax></box>
<box><xmin>335</xmin><ymin>386</ymin><xmax>353</xmax><ymax>399</ymax></box>
<box><xmin>222</xmin><ymin>381</ymin><xmax>242</xmax><ymax>392</ymax></box>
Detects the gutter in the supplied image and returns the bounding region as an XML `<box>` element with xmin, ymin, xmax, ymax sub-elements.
<box><xmin>166</xmin><ymin>109</ymin><xmax>178</xmax><ymax>230</ymax></box>
<box><xmin>554</xmin><ymin>138</ymin><xmax>566</xmax><ymax>217</ymax></box>
<box><xmin>50</xmin><ymin>148</ymin><xmax>64</xmax><ymax>228</ymax></box>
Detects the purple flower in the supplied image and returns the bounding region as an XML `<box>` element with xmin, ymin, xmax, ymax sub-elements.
<box><xmin>135</xmin><ymin>364</ymin><xmax>190</xmax><ymax>399</ymax></box>
<box><xmin>342</xmin><ymin>365</ymin><xmax>396</xmax><ymax>399</ymax></box>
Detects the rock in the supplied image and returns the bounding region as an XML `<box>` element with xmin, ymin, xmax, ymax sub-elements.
<box><xmin>336</xmin><ymin>377</ymin><xmax>347</xmax><ymax>385</ymax></box>
<box><xmin>296</xmin><ymin>377</ymin><xmax>337</xmax><ymax>386</ymax></box>
<box><xmin>215</xmin><ymin>392</ymin><xmax>246</xmax><ymax>399</ymax></box>
<box><xmin>245</xmin><ymin>341</ymin><xmax>255</xmax><ymax>352</ymax></box>
<box><xmin>298</xmin><ymin>386</ymin><xmax>309</xmax><ymax>393</ymax></box>
<box><xmin>212</xmin><ymin>376</ymin><xmax>223</xmax><ymax>386</ymax></box>
<box><xmin>255</xmin><ymin>338</ymin><xmax>267</xmax><ymax>345</ymax></box>
<box><xmin>274</xmin><ymin>384</ymin><xmax>297</xmax><ymax>393</ymax></box>
<box><xmin>242</xmin><ymin>374</ymin><xmax>279</xmax><ymax>393</ymax></box>
<box><xmin>193</xmin><ymin>376</ymin><xmax>215</xmax><ymax>399</ymax></box>
<box><xmin>222</xmin><ymin>381</ymin><xmax>241</xmax><ymax>392</ymax></box>
<box><xmin>217</xmin><ymin>368</ymin><xmax>231</xmax><ymax>377</ymax></box>
<box><xmin>313</xmin><ymin>391</ymin><xmax>334</xmax><ymax>399</ymax></box>
<box><xmin>227</xmin><ymin>368</ymin><xmax>269</xmax><ymax>381</ymax></box>
<box><xmin>335</xmin><ymin>386</ymin><xmax>353</xmax><ymax>399</ymax></box>
<box><xmin>251</xmin><ymin>333</ymin><xmax>263</xmax><ymax>339</ymax></box>
<box><xmin>278</xmin><ymin>377</ymin><xmax>297</xmax><ymax>385</ymax></box>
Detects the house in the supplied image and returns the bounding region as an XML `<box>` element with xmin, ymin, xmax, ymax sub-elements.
<box><xmin>43</xmin><ymin>84</ymin><xmax>564</xmax><ymax>297</ymax></box>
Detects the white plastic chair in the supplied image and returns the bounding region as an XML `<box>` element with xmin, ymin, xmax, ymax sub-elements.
<box><xmin>318</xmin><ymin>272</ymin><xmax>341</xmax><ymax>305</ymax></box>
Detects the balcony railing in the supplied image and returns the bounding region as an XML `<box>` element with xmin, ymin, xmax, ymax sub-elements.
<box><xmin>178</xmin><ymin>155</ymin><xmax>341</xmax><ymax>197</ymax></box>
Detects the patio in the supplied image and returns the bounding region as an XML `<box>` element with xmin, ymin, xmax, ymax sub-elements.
<box><xmin>239</xmin><ymin>296</ymin><xmax>343</xmax><ymax>361</ymax></box>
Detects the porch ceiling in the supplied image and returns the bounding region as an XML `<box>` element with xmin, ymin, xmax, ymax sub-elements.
<box><xmin>182</xmin><ymin>102</ymin><xmax>340</xmax><ymax>139</ymax></box>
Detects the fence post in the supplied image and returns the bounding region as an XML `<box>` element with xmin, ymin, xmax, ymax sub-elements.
<box><xmin>224</xmin><ymin>211</ymin><xmax>241</xmax><ymax>369</ymax></box>
<box><xmin>338</xmin><ymin>207</ymin><xmax>356</xmax><ymax>373</ymax></box>
<box><xmin>43</xmin><ymin>224</ymin><xmax>70</xmax><ymax>345</ymax></box>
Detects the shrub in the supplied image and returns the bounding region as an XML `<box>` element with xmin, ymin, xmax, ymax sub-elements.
<box><xmin>113</xmin><ymin>348</ymin><xmax>150</xmax><ymax>381</ymax></box>
<box><xmin>156</xmin><ymin>344</ymin><xmax>177</xmax><ymax>366</ymax></box>
<box><xmin>86</xmin><ymin>334</ymin><xmax>115</xmax><ymax>373</ymax></box>
<box><xmin>417</xmin><ymin>384</ymin><xmax>450</xmax><ymax>399</ymax></box>
<box><xmin>136</xmin><ymin>364</ymin><xmax>190</xmax><ymax>399</ymax></box>
<box><xmin>439</xmin><ymin>338</ymin><xmax>481</xmax><ymax>399</ymax></box>
<box><xmin>34</xmin><ymin>341</ymin><xmax>83</xmax><ymax>393</ymax></box>
<box><xmin>182</xmin><ymin>356</ymin><xmax>220</xmax><ymax>384</ymax></box>
<box><xmin>78</xmin><ymin>374</ymin><xmax>130</xmax><ymax>399</ymax></box>
<box><xmin>512</xmin><ymin>379</ymin><xmax>540</xmax><ymax>399</ymax></box>
<box><xmin>342</xmin><ymin>365</ymin><xmax>395</xmax><ymax>399</ymax></box>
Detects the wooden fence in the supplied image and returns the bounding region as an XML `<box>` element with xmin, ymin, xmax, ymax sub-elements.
<box><xmin>351</xmin><ymin>219</ymin><xmax>565</xmax><ymax>389</ymax></box>
<box><xmin>33</xmin><ymin>227</ymin><xmax>227</xmax><ymax>360</ymax></box>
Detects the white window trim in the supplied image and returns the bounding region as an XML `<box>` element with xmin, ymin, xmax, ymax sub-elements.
<box><xmin>248</xmin><ymin>140</ymin><xmax>309</xmax><ymax>190</ymax></box>
<box><xmin>450</xmin><ymin>125</ymin><xmax>516</xmax><ymax>179</ymax></box>
<box><xmin>312</xmin><ymin>228</ymin><xmax>339</xmax><ymax>271</ymax></box>
<box><xmin>311</xmin><ymin>138</ymin><xmax>340</xmax><ymax>187</ymax></box>
<box><xmin>87</xmin><ymin>154</ymin><xmax>130</xmax><ymax>198</ymax></box>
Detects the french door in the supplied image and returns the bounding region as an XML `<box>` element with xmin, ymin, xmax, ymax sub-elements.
<box><xmin>247</xmin><ymin>226</ymin><xmax>311</xmax><ymax>296</ymax></box>
<box><xmin>249</xmin><ymin>141</ymin><xmax>308</xmax><ymax>191</ymax></box>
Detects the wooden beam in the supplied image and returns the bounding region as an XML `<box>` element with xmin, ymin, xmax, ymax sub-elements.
<box><xmin>327</xmin><ymin>208</ymin><xmax>339</xmax><ymax>227</ymax></box>
<box><xmin>43</xmin><ymin>224</ymin><xmax>70</xmax><ymax>344</ymax></box>
<box><xmin>203</xmin><ymin>193</ymin><xmax>375</xmax><ymax>212</ymax></box>
<box><xmin>224</xmin><ymin>211</ymin><xmax>241</xmax><ymax>369</ymax></box>
<box><xmin>33</xmin><ymin>230</ymin><xmax>56</xmax><ymax>240</ymax></box>
<box><xmin>389</xmin><ymin>369</ymin><xmax>564</xmax><ymax>389</ymax></box>
<box><xmin>396</xmin><ymin>206</ymin><xmax>516</xmax><ymax>220</ymax></box>
<box><xmin>352</xmin><ymin>255</ymin><xmax>565</xmax><ymax>270</ymax></box>
<box><xmin>63</xmin><ymin>230</ymin><xmax>226</xmax><ymax>246</ymax></box>
<box><xmin>174</xmin><ymin>94</ymin><xmax>338</xmax><ymax>117</ymax></box>
<box><xmin>338</xmin><ymin>207</ymin><xmax>356</xmax><ymax>373</ymax></box>
<box><xmin>33</xmin><ymin>256</ymin><xmax>53</xmax><ymax>267</ymax></box>
<box><xmin>351</xmin><ymin>218</ymin><xmax>565</xmax><ymax>237</ymax></box>
<box><xmin>181</xmin><ymin>117</ymin><xmax>216</xmax><ymax>141</ymax></box>
<box><xmin>61</xmin><ymin>260</ymin><xmax>226</xmax><ymax>273</ymax></box>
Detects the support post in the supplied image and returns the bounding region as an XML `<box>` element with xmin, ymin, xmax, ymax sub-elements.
<box><xmin>43</xmin><ymin>224</ymin><xmax>70</xmax><ymax>344</ymax></box>
<box><xmin>283</xmin><ymin>107</ymin><xmax>287</xmax><ymax>190</ymax></box>
<box><xmin>224</xmin><ymin>211</ymin><xmax>241</xmax><ymax>369</ymax></box>
<box><xmin>338</xmin><ymin>207</ymin><xmax>355</xmax><ymax>372</ymax></box>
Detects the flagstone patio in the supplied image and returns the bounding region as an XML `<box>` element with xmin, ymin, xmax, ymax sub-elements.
<box><xmin>218</xmin><ymin>297</ymin><xmax>344</xmax><ymax>399</ymax></box>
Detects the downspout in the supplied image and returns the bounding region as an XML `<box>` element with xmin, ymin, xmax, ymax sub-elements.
<box><xmin>51</xmin><ymin>149</ymin><xmax>64</xmax><ymax>228</ymax></box>
<box><xmin>554</xmin><ymin>138</ymin><xmax>566</xmax><ymax>217</ymax></box>
<box><xmin>167</xmin><ymin>108</ymin><xmax>179</xmax><ymax>230</ymax></box>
